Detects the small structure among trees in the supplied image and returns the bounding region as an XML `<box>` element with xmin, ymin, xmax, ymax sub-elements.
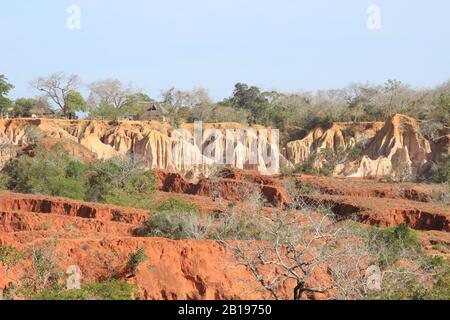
<box><xmin>131</xmin><ymin>101</ymin><xmax>168</xmax><ymax>121</ymax></box>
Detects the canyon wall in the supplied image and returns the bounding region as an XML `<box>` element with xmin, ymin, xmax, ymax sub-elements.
<box><xmin>0</xmin><ymin>114</ymin><xmax>447</xmax><ymax>178</ymax></box>
<box><xmin>286</xmin><ymin>114</ymin><xmax>448</xmax><ymax>179</ymax></box>
<box><xmin>0</xmin><ymin>119</ymin><xmax>280</xmax><ymax>176</ymax></box>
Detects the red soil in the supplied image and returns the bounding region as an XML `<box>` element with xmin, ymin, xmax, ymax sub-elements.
<box><xmin>0</xmin><ymin>168</ymin><xmax>448</xmax><ymax>300</ymax></box>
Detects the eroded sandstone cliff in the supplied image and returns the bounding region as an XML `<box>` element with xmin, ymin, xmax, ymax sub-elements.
<box><xmin>0</xmin><ymin>119</ymin><xmax>281</xmax><ymax>175</ymax></box>
<box><xmin>286</xmin><ymin>114</ymin><xmax>448</xmax><ymax>179</ymax></box>
<box><xmin>0</xmin><ymin>115</ymin><xmax>448</xmax><ymax>179</ymax></box>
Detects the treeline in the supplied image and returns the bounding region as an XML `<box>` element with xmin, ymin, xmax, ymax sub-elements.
<box><xmin>0</xmin><ymin>73</ymin><xmax>449</xmax><ymax>139</ymax></box>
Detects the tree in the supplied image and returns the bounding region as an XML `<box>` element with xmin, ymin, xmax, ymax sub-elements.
<box><xmin>217</xmin><ymin>186</ymin><xmax>438</xmax><ymax>300</ymax></box>
<box><xmin>431</xmin><ymin>93</ymin><xmax>450</xmax><ymax>126</ymax></box>
<box><xmin>225</xmin><ymin>83</ymin><xmax>275</xmax><ymax>125</ymax></box>
<box><xmin>31</xmin><ymin>73</ymin><xmax>82</xmax><ymax>117</ymax></box>
<box><xmin>231</xmin><ymin>83</ymin><xmax>266</xmax><ymax>109</ymax></box>
<box><xmin>13</xmin><ymin>98</ymin><xmax>36</xmax><ymax>117</ymax></box>
<box><xmin>89</xmin><ymin>102</ymin><xmax>126</xmax><ymax>120</ymax></box>
<box><xmin>382</xmin><ymin>79</ymin><xmax>411</xmax><ymax>117</ymax></box>
<box><xmin>160</xmin><ymin>87</ymin><xmax>212</xmax><ymax>124</ymax></box>
<box><xmin>88</xmin><ymin>79</ymin><xmax>138</xmax><ymax>110</ymax></box>
<box><xmin>0</xmin><ymin>74</ymin><xmax>14</xmax><ymax>117</ymax></box>
<box><xmin>85</xmin><ymin>156</ymin><xmax>156</xmax><ymax>209</ymax></box>
<box><xmin>65</xmin><ymin>91</ymin><xmax>87</xmax><ymax>116</ymax></box>
<box><xmin>161</xmin><ymin>87</ymin><xmax>211</xmax><ymax>110</ymax></box>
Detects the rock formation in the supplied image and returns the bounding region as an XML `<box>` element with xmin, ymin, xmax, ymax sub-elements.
<box><xmin>0</xmin><ymin>115</ymin><xmax>447</xmax><ymax>179</ymax></box>
<box><xmin>286</xmin><ymin>114</ymin><xmax>448</xmax><ymax>179</ymax></box>
<box><xmin>286</xmin><ymin>121</ymin><xmax>384</xmax><ymax>164</ymax></box>
<box><xmin>342</xmin><ymin>114</ymin><xmax>437</xmax><ymax>178</ymax></box>
<box><xmin>0</xmin><ymin>119</ymin><xmax>281</xmax><ymax>176</ymax></box>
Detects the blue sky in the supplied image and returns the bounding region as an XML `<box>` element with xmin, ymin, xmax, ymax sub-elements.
<box><xmin>0</xmin><ymin>0</ymin><xmax>449</xmax><ymax>101</ymax></box>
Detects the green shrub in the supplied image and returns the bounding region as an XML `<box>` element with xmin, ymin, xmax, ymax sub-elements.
<box><xmin>85</xmin><ymin>157</ymin><xmax>156</xmax><ymax>209</ymax></box>
<box><xmin>1</xmin><ymin>144</ymin><xmax>157</xmax><ymax>210</ymax></box>
<box><xmin>0</xmin><ymin>245</ymin><xmax>24</xmax><ymax>266</ymax></box>
<box><xmin>298</xmin><ymin>182</ymin><xmax>321</xmax><ymax>195</ymax></box>
<box><xmin>413</xmin><ymin>267</ymin><xmax>450</xmax><ymax>300</ymax></box>
<box><xmin>212</xmin><ymin>213</ymin><xmax>266</xmax><ymax>241</ymax></box>
<box><xmin>2</xmin><ymin>144</ymin><xmax>88</xmax><ymax>199</ymax></box>
<box><xmin>127</xmin><ymin>248</ymin><xmax>148</xmax><ymax>273</ymax></box>
<box><xmin>29</xmin><ymin>280</ymin><xmax>137</xmax><ymax>300</ymax></box>
<box><xmin>371</xmin><ymin>257</ymin><xmax>450</xmax><ymax>300</ymax></box>
<box><xmin>368</xmin><ymin>224</ymin><xmax>421</xmax><ymax>267</ymax></box>
<box><xmin>141</xmin><ymin>199</ymin><xmax>203</xmax><ymax>239</ymax></box>
<box><xmin>0</xmin><ymin>172</ymin><xmax>9</xmax><ymax>190</ymax></box>
<box><xmin>319</xmin><ymin>207</ymin><xmax>336</xmax><ymax>218</ymax></box>
<box><xmin>3</xmin><ymin>145</ymin><xmax>70</xmax><ymax>194</ymax></box>
<box><xmin>156</xmin><ymin>198</ymin><xmax>199</xmax><ymax>214</ymax></box>
<box><xmin>430</xmin><ymin>188</ymin><xmax>450</xmax><ymax>205</ymax></box>
<box><xmin>228</xmin><ymin>201</ymin><xmax>237</xmax><ymax>208</ymax></box>
<box><xmin>144</xmin><ymin>211</ymin><xmax>204</xmax><ymax>240</ymax></box>
<box><xmin>291</xmin><ymin>163</ymin><xmax>318</xmax><ymax>175</ymax></box>
<box><xmin>420</xmin><ymin>121</ymin><xmax>444</xmax><ymax>141</ymax></box>
<box><xmin>24</xmin><ymin>243</ymin><xmax>62</xmax><ymax>292</ymax></box>
<box><xmin>47</xmin><ymin>176</ymin><xmax>86</xmax><ymax>200</ymax></box>
<box><xmin>426</xmin><ymin>158</ymin><xmax>450</xmax><ymax>184</ymax></box>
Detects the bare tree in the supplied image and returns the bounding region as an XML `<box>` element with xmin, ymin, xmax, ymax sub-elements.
<box><xmin>31</xmin><ymin>73</ymin><xmax>81</xmax><ymax>116</ymax></box>
<box><xmin>21</xmin><ymin>241</ymin><xmax>61</xmax><ymax>293</ymax></box>
<box><xmin>161</xmin><ymin>87</ymin><xmax>211</xmax><ymax>110</ymax></box>
<box><xmin>219</xmin><ymin>207</ymin><xmax>342</xmax><ymax>300</ymax></box>
<box><xmin>88</xmin><ymin>79</ymin><xmax>138</xmax><ymax>111</ymax></box>
<box><xmin>161</xmin><ymin>87</ymin><xmax>212</xmax><ymax>124</ymax></box>
<box><xmin>217</xmin><ymin>186</ymin><xmax>437</xmax><ymax>300</ymax></box>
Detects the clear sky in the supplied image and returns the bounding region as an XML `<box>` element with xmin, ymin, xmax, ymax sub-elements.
<box><xmin>1</xmin><ymin>0</ymin><xmax>449</xmax><ymax>101</ymax></box>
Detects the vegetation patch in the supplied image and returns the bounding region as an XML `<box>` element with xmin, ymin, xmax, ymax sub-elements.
<box><xmin>0</xmin><ymin>245</ymin><xmax>24</xmax><ymax>266</ymax></box>
<box><xmin>0</xmin><ymin>145</ymin><xmax>157</xmax><ymax>210</ymax></box>
<box><xmin>27</xmin><ymin>281</ymin><xmax>137</xmax><ymax>301</ymax></box>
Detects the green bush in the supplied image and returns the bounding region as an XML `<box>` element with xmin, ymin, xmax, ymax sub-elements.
<box><xmin>427</xmin><ymin>158</ymin><xmax>450</xmax><ymax>184</ymax></box>
<box><xmin>156</xmin><ymin>198</ymin><xmax>199</xmax><ymax>214</ymax></box>
<box><xmin>127</xmin><ymin>248</ymin><xmax>148</xmax><ymax>273</ymax></box>
<box><xmin>144</xmin><ymin>211</ymin><xmax>204</xmax><ymax>240</ymax></box>
<box><xmin>0</xmin><ymin>172</ymin><xmax>9</xmax><ymax>190</ymax></box>
<box><xmin>298</xmin><ymin>182</ymin><xmax>321</xmax><ymax>195</ymax></box>
<box><xmin>2</xmin><ymin>144</ymin><xmax>87</xmax><ymax>198</ymax></box>
<box><xmin>0</xmin><ymin>245</ymin><xmax>24</xmax><ymax>266</ymax></box>
<box><xmin>1</xmin><ymin>146</ymin><xmax>157</xmax><ymax>210</ymax></box>
<box><xmin>85</xmin><ymin>157</ymin><xmax>156</xmax><ymax>209</ymax></box>
<box><xmin>142</xmin><ymin>199</ymin><xmax>203</xmax><ymax>239</ymax></box>
<box><xmin>29</xmin><ymin>280</ymin><xmax>137</xmax><ymax>300</ymax></box>
<box><xmin>413</xmin><ymin>267</ymin><xmax>450</xmax><ymax>300</ymax></box>
<box><xmin>227</xmin><ymin>201</ymin><xmax>237</xmax><ymax>208</ymax></box>
<box><xmin>212</xmin><ymin>213</ymin><xmax>266</xmax><ymax>241</ymax></box>
<box><xmin>371</xmin><ymin>257</ymin><xmax>450</xmax><ymax>300</ymax></box>
<box><xmin>368</xmin><ymin>224</ymin><xmax>421</xmax><ymax>267</ymax></box>
<box><xmin>47</xmin><ymin>176</ymin><xmax>86</xmax><ymax>200</ymax></box>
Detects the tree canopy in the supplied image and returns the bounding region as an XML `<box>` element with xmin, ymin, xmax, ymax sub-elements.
<box><xmin>0</xmin><ymin>74</ymin><xmax>14</xmax><ymax>116</ymax></box>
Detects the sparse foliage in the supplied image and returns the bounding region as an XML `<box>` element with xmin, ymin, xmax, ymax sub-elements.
<box><xmin>127</xmin><ymin>248</ymin><xmax>148</xmax><ymax>273</ymax></box>
<box><xmin>31</xmin><ymin>73</ymin><xmax>84</xmax><ymax>117</ymax></box>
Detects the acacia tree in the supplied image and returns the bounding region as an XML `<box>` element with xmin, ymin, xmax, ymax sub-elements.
<box><xmin>88</xmin><ymin>79</ymin><xmax>138</xmax><ymax>110</ymax></box>
<box><xmin>31</xmin><ymin>73</ymin><xmax>86</xmax><ymax>117</ymax></box>
<box><xmin>218</xmin><ymin>187</ymin><xmax>438</xmax><ymax>300</ymax></box>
